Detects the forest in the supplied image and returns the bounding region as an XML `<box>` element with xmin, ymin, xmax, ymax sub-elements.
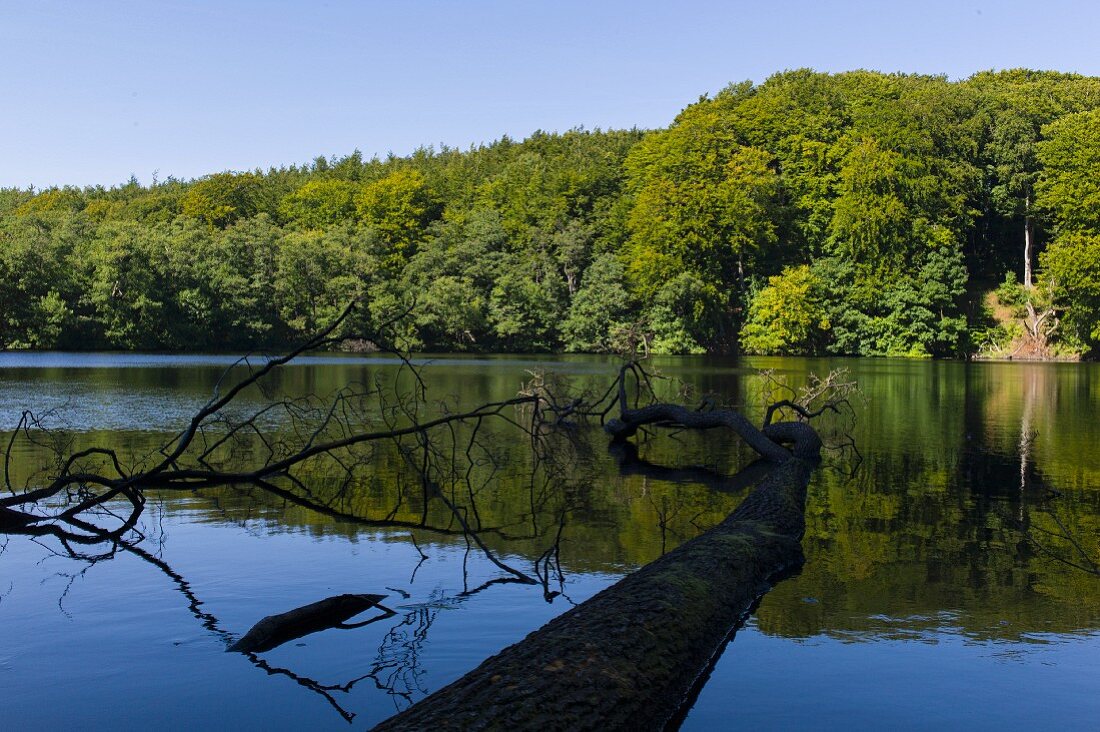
<box><xmin>3</xmin><ymin>68</ymin><xmax>1100</xmax><ymax>358</ymax></box>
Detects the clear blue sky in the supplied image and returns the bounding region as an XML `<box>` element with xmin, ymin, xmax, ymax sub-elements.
<box><xmin>3</xmin><ymin>0</ymin><xmax>1099</xmax><ymax>189</ymax></box>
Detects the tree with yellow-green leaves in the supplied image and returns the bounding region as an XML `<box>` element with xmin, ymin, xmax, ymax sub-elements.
<box><xmin>741</xmin><ymin>265</ymin><xmax>830</xmax><ymax>355</ymax></box>
<box><xmin>623</xmin><ymin>104</ymin><xmax>780</xmax><ymax>351</ymax></box>
<box><xmin>180</xmin><ymin>171</ymin><xmax>268</xmax><ymax>228</ymax></box>
<box><xmin>354</xmin><ymin>169</ymin><xmax>437</xmax><ymax>267</ymax></box>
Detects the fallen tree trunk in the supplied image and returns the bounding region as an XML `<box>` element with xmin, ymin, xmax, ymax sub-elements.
<box><xmin>229</xmin><ymin>593</ymin><xmax>392</xmax><ymax>654</ymax></box>
<box><xmin>373</xmin><ymin>424</ymin><xmax>819</xmax><ymax>731</ymax></box>
<box><xmin>2</xmin><ymin>300</ymin><xmax>834</xmax><ymax>729</ymax></box>
<box><xmin>606</xmin><ymin>406</ymin><xmax>822</xmax><ymax>462</ymax></box>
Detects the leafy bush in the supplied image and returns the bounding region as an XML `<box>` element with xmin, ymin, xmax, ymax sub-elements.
<box><xmin>995</xmin><ymin>271</ymin><xmax>1027</xmax><ymax>308</ymax></box>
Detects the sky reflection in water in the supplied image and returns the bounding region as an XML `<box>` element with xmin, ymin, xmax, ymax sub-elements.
<box><xmin>1</xmin><ymin>354</ymin><xmax>1098</xmax><ymax>729</ymax></box>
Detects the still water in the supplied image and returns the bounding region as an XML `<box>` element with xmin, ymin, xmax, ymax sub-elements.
<box><xmin>1</xmin><ymin>353</ymin><xmax>1097</xmax><ymax>729</ymax></box>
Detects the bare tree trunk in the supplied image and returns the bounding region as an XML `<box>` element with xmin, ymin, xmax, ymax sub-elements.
<box><xmin>1</xmin><ymin>302</ymin><xmax>845</xmax><ymax>731</ymax></box>
<box><xmin>1023</xmin><ymin>194</ymin><xmax>1034</xmax><ymax>289</ymax></box>
<box><xmin>372</xmin><ymin>455</ymin><xmax>819</xmax><ymax>732</ymax></box>
<box><xmin>373</xmin><ymin>382</ymin><xmax>836</xmax><ymax>730</ymax></box>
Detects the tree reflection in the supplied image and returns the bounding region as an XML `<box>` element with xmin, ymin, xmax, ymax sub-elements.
<box><xmin>754</xmin><ymin>360</ymin><xmax>1099</xmax><ymax>642</ymax></box>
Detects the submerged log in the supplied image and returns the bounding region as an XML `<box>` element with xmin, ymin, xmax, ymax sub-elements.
<box><xmin>230</xmin><ymin>593</ymin><xmax>391</xmax><ymax>654</ymax></box>
<box><xmin>373</xmin><ymin>426</ymin><xmax>820</xmax><ymax>731</ymax></box>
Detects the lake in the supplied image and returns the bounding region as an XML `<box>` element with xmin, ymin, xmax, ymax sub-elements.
<box><xmin>1</xmin><ymin>353</ymin><xmax>1098</xmax><ymax>730</ymax></box>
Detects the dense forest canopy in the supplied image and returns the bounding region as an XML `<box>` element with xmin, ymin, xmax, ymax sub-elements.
<box><xmin>4</xmin><ymin>68</ymin><xmax>1100</xmax><ymax>357</ymax></box>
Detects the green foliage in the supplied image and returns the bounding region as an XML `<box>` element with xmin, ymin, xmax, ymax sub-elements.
<box><xmin>354</xmin><ymin>169</ymin><xmax>436</xmax><ymax>263</ymax></box>
<box><xmin>402</xmin><ymin>207</ymin><xmax>507</xmax><ymax>348</ymax></box>
<box><xmin>3</xmin><ymin>69</ymin><xmax>1100</xmax><ymax>357</ymax></box>
<box><xmin>80</xmin><ymin>221</ymin><xmax>178</xmax><ymax>349</ymax></box>
<box><xmin>411</xmin><ymin>275</ymin><xmax>486</xmax><ymax>349</ymax></box>
<box><xmin>14</xmin><ymin>187</ymin><xmax>86</xmax><ymax>216</ymax></box>
<box><xmin>1037</xmin><ymin>109</ymin><xmax>1100</xmax><ymax>236</ymax></box>
<box><xmin>189</xmin><ymin>215</ymin><xmax>282</xmax><ymax>348</ymax></box>
<box><xmin>995</xmin><ymin>271</ymin><xmax>1027</xmax><ymax>309</ymax></box>
<box><xmin>181</xmin><ymin>172</ymin><xmax>267</xmax><ymax>228</ymax></box>
<box><xmin>1035</xmin><ymin>108</ymin><xmax>1100</xmax><ymax>352</ymax></box>
<box><xmin>645</xmin><ymin>273</ymin><xmax>712</xmax><ymax>355</ymax></box>
<box><xmin>275</xmin><ymin>227</ymin><xmax>367</xmax><ymax>337</ymax></box>
<box><xmin>624</xmin><ymin>116</ymin><xmax>779</xmax><ymax>309</ymax></box>
<box><xmin>963</xmin><ymin>70</ymin><xmax>1100</xmax><ymax>277</ymax></box>
<box><xmin>118</xmin><ymin>186</ymin><xmax>184</xmax><ymax>224</ymax></box>
<box><xmin>0</xmin><ymin>216</ymin><xmax>77</xmax><ymax>348</ymax></box>
<box><xmin>829</xmin><ymin>139</ymin><xmax>912</xmax><ymax>272</ymax></box>
<box><xmin>561</xmin><ymin>254</ymin><xmax>632</xmax><ymax>352</ymax></box>
<box><xmin>279</xmin><ymin>179</ymin><xmax>360</xmax><ymax>229</ymax></box>
<box><xmin>741</xmin><ymin>265</ymin><xmax>830</xmax><ymax>355</ymax></box>
<box><xmin>0</xmin><ymin>188</ymin><xmax>35</xmax><ymax>215</ymax></box>
<box><xmin>821</xmin><ymin>245</ymin><xmax>968</xmax><ymax>358</ymax></box>
<box><xmin>1041</xmin><ymin>233</ymin><xmax>1100</xmax><ymax>347</ymax></box>
<box><xmin>488</xmin><ymin>252</ymin><xmax>566</xmax><ymax>351</ymax></box>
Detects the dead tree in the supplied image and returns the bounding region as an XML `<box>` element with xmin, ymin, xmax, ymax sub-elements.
<box><xmin>1</xmin><ymin>303</ymin><xmax>566</xmax><ymax>590</ymax></box>
<box><xmin>2</xmin><ymin>304</ymin><xmax>853</xmax><ymax>730</ymax></box>
<box><xmin>1</xmin><ymin>300</ymin><xmax>586</xmax><ymax>722</ymax></box>
<box><xmin>373</xmin><ymin>366</ymin><xmax>849</xmax><ymax>731</ymax></box>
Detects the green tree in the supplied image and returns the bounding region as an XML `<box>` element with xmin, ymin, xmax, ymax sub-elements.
<box><xmin>1041</xmin><ymin>234</ymin><xmax>1100</xmax><ymax>348</ymax></box>
<box><xmin>401</xmin><ymin>207</ymin><xmax>510</xmax><ymax>349</ymax></box>
<box><xmin>0</xmin><ymin>215</ymin><xmax>78</xmax><ymax>348</ymax></box>
<box><xmin>1036</xmin><ymin>109</ymin><xmax>1100</xmax><ymax>236</ymax></box>
<box><xmin>0</xmin><ymin>187</ymin><xmax>35</xmax><ymax>215</ymax></box>
<box><xmin>274</xmin><ymin>227</ymin><xmax>367</xmax><ymax>336</ymax></box>
<box><xmin>179</xmin><ymin>215</ymin><xmax>282</xmax><ymax>348</ymax></box>
<box><xmin>1035</xmin><ymin>108</ymin><xmax>1100</xmax><ymax>352</ymax></box>
<box><xmin>13</xmin><ymin>187</ymin><xmax>86</xmax><ymax>216</ymax></box>
<box><xmin>181</xmin><ymin>172</ymin><xmax>267</xmax><ymax>228</ymax></box>
<box><xmin>829</xmin><ymin>138</ymin><xmax>916</xmax><ymax>274</ymax></box>
<box><xmin>741</xmin><ymin>265</ymin><xmax>830</xmax><ymax>355</ymax></box>
<box><xmin>279</xmin><ymin>179</ymin><xmax>360</xmax><ymax>229</ymax></box>
<box><xmin>644</xmin><ymin>273</ymin><xmax>712</xmax><ymax>355</ymax></box>
<box><xmin>824</xmin><ymin>246</ymin><xmax>968</xmax><ymax>357</ymax></box>
<box><xmin>966</xmin><ymin>70</ymin><xmax>1100</xmax><ymax>283</ymax></box>
<box><xmin>562</xmin><ymin>254</ymin><xmax>632</xmax><ymax>352</ymax></box>
<box><xmin>355</xmin><ymin>169</ymin><xmax>436</xmax><ymax>264</ymax></box>
<box><xmin>80</xmin><ymin>221</ymin><xmax>178</xmax><ymax>349</ymax></box>
<box><xmin>624</xmin><ymin>109</ymin><xmax>780</xmax><ymax>352</ymax></box>
<box><xmin>488</xmin><ymin>252</ymin><xmax>565</xmax><ymax>351</ymax></box>
<box><xmin>412</xmin><ymin>275</ymin><xmax>487</xmax><ymax>349</ymax></box>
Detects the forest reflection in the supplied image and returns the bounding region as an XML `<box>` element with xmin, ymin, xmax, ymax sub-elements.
<box><xmin>754</xmin><ymin>360</ymin><xmax>1100</xmax><ymax>642</ymax></box>
<box><xmin>2</xmin><ymin>354</ymin><xmax>1098</xmax><ymax>655</ymax></box>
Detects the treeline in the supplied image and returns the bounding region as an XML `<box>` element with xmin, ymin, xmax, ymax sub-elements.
<box><xmin>3</xmin><ymin>68</ymin><xmax>1100</xmax><ymax>356</ymax></box>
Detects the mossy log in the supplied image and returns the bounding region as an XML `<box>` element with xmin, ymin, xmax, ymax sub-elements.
<box><xmin>373</xmin><ymin>423</ymin><xmax>819</xmax><ymax>732</ymax></box>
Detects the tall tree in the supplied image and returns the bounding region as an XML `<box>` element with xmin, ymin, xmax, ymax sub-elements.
<box><xmin>624</xmin><ymin>105</ymin><xmax>779</xmax><ymax>352</ymax></box>
<box><xmin>1036</xmin><ymin>108</ymin><xmax>1100</xmax><ymax>351</ymax></box>
<box><xmin>966</xmin><ymin>70</ymin><xmax>1100</xmax><ymax>285</ymax></box>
